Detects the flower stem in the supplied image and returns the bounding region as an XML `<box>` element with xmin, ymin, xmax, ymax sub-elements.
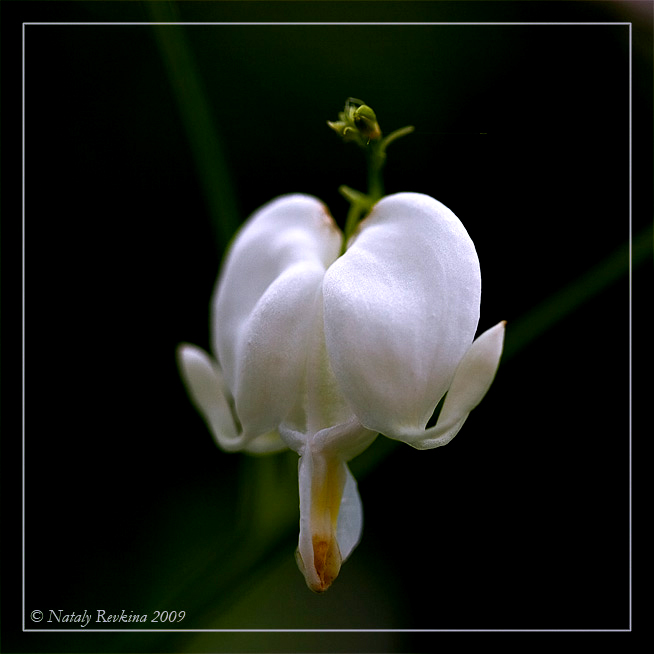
<box><xmin>366</xmin><ymin>146</ymin><xmax>385</xmax><ymax>203</ymax></box>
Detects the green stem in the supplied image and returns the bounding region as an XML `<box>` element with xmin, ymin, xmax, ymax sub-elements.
<box><xmin>366</xmin><ymin>146</ymin><xmax>385</xmax><ymax>203</ymax></box>
<box><xmin>381</xmin><ymin>125</ymin><xmax>415</xmax><ymax>152</ymax></box>
<box><xmin>338</xmin><ymin>141</ymin><xmax>388</xmax><ymax>255</ymax></box>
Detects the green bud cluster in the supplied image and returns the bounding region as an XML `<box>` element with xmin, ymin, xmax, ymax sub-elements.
<box><xmin>327</xmin><ymin>97</ymin><xmax>382</xmax><ymax>145</ymax></box>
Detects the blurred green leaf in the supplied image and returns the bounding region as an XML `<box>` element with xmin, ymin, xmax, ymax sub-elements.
<box><xmin>148</xmin><ymin>3</ymin><xmax>239</xmax><ymax>248</ymax></box>
<box><xmin>503</xmin><ymin>226</ymin><xmax>651</xmax><ymax>360</ymax></box>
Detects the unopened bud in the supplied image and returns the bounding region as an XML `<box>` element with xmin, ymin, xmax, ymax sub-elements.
<box><xmin>328</xmin><ymin>98</ymin><xmax>382</xmax><ymax>146</ymax></box>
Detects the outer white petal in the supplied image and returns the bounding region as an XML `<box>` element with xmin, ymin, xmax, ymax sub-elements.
<box><xmin>176</xmin><ymin>344</ymin><xmax>238</xmax><ymax>450</ymax></box>
<box><xmin>177</xmin><ymin>343</ymin><xmax>286</xmax><ymax>454</ymax></box>
<box><xmin>211</xmin><ymin>195</ymin><xmax>342</xmax><ymax>441</ymax></box>
<box><xmin>323</xmin><ymin>192</ymin><xmax>481</xmax><ymax>436</ymax></box>
<box><xmin>212</xmin><ymin>194</ymin><xmax>341</xmax><ymax>391</ymax></box>
<box><xmin>177</xmin><ymin>344</ymin><xmax>287</xmax><ymax>454</ymax></box>
<box><xmin>391</xmin><ymin>321</ymin><xmax>506</xmax><ymax>449</ymax></box>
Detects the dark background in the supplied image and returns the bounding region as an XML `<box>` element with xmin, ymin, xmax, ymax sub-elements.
<box><xmin>2</xmin><ymin>1</ymin><xmax>650</xmax><ymax>652</ymax></box>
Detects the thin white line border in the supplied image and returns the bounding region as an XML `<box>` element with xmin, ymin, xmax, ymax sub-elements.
<box><xmin>22</xmin><ymin>19</ymin><xmax>633</xmax><ymax>635</ymax></box>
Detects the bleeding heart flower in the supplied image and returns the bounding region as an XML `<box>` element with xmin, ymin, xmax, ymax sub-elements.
<box><xmin>177</xmin><ymin>192</ymin><xmax>505</xmax><ymax>592</ymax></box>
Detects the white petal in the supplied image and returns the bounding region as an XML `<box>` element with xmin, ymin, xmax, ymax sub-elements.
<box><xmin>212</xmin><ymin>194</ymin><xmax>341</xmax><ymax>392</ymax></box>
<box><xmin>282</xmin><ymin>286</ymin><xmax>356</xmax><ymax>441</ymax></box>
<box><xmin>296</xmin><ymin>452</ymin><xmax>343</xmax><ymax>592</ymax></box>
<box><xmin>233</xmin><ymin>263</ymin><xmax>326</xmax><ymax>439</ymax></box>
<box><xmin>177</xmin><ymin>344</ymin><xmax>287</xmax><ymax>454</ymax></box>
<box><xmin>242</xmin><ymin>430</ymin><xmax>288</xmax><ymax>455</ymax></box>
<box><xmin>388</xmin><ymin>321</ymin><xmax>506</xmax><ymax>449</ymax></box>
<box><xmin>295</xmin><ymin>448</ymin><xmax>362</xmax><ymax>592</ymax></box>
<box><xmin>336</xmin><ymin>463</ymin><xmax>363</xmax><ymax>562</ymax></box>
<box><xmin>323</xmin><ymin>192</ymin><xmax>481</xmax><ymax>436</ymax></box>
<box><xmin>312</xmin><ymin>416</ymin><xmax>378</xmax><ymax>462</ymax></box>
<box><xmin>211</xmin><ymin>195</ymin><xmax>342</xmax><ymax>441</ymax></box>
<box><xmin>176</xmin><ymin>343</ymin><xmax>242</xmax><ymax>451</ymax></box>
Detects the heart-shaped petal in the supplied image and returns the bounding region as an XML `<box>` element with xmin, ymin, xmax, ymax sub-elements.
<box><xmin>323</xmin><ymin>192</ymin><xmax>481</xmax><ymax>436</ymax></box>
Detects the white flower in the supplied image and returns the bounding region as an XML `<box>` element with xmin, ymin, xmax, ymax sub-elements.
<box><xmin>177</xmin><ymin>192</ymin><xmax>505</xmax><ymax>592</ymax></box>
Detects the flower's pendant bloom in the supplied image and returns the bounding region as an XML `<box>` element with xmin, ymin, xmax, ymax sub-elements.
<box><xmin>178</xmin><ymin>192</ymin><xmax>505</xmax><ymax>592</ymax></box>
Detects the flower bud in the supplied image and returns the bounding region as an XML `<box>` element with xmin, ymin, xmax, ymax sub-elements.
<box><xmin>328</xmin><ymin>98</ymin><xmax>382</xmax><ymax>145</ymax></box>
<box><xmin>352</xmin><ymin>104</ymin><xmax>381</xmax><ymax>141</ymax></box>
